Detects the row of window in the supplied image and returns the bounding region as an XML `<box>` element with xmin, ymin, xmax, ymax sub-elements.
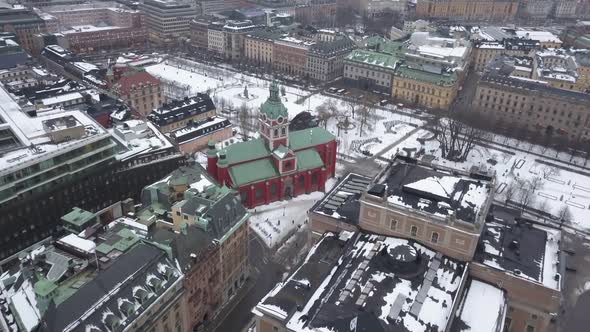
<box><xmin>389</xmin><ymin>219</ymin><xmax>440</xmax><ymax>244</ymax></box>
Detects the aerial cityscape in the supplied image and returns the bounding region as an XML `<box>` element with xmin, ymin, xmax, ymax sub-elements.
<box><xmin>0</xmin><ymin>0</ymin><xmax>589</xmax><ymax>331</ymax></box>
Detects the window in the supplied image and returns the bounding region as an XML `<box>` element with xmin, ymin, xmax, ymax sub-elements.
<box><xmin>389</xmin><ymin>219</ymin><xmax>397</xmax><ymax>230</ymax></box>
<box><xmin>503</xmin><ymin>317</ymin><xmax>512</xmax><ymax>331</ymax></box>
<box><xmin>410</xmin><ymin>226</ymin><xmax>417</xmax><ymax>237</ymax></box>
<box><xmin>431</xmin><ymin>232</ymin><xmax>439</xmax><ymax>244</ymax></box>
<box><xmin>526</xmin><ymin>325</ymin><xmax>535</xmax><ymax>332</ymax></box>
<box><xmin>255</xmin><ymin>186</ymin><xmax>263</xmax><ymax>200</ymax></box>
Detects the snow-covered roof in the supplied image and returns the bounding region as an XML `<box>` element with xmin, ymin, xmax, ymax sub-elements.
<box><xmin>0</xmin><ymin>85</ymin><xmax>110</xmax><ymax>178</ymax></box>
<box><xmin>40</xmin><ymin>91</ymin><xmax>84</xmax><ymax>106</ymax></box>
<box><xmin>109</xmin><ymin>120</ymin><xmax>174</xmax><ymax>161</ymax></box>
<box><xmin>312</xmin><ymin>173</ymin><xmax>372</xmax><ymax>223</ymax></box>
<box><xmin>515</xmin><ymin>30</ymin><xmax>562</xmax><ymax>44</ymax></box>
<box><xmin>57</xmin><ymin>233</ymin><xmax>97</xmax><ymax>253</ymax></box>
<box><xmin>372</xmin><ymin>158</ymin><xmax>494</xmax><ymax>224</ymax></box>
<box><xmin>254</xmin><ymin>232</ymin><xmax>467</xmax><ymax>332</ymax></box>
<box><xmin>476</xmin><ymin>218</ymin><xmax>562</xmax><ymax>290</ymax></box>
<box><xmin>455</xmin><ymin>280</ymin><xmax>506</xmax><ymax>332</ymax></box>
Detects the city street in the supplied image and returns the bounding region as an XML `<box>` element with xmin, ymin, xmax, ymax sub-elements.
<box><xmin>210</xmin><ymin>232</ymin><xmax>285</xmax><ymax>332</ymax></box>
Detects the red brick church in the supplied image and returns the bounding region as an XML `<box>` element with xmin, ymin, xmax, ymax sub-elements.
<box><xmin>207</xmin><ymin>82</ymin><xmax>337</xmax><ymax>208</ymax></box>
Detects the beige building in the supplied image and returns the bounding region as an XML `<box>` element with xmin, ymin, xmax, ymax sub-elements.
<box><xmin>148</xmin><ymin>93</ymin><xmax>217</xmax><ymax>134</ymax></box>
<box><xmin>474</xmin><ymin>64</ymin><xmax>590</xmax><ymax>141</ymax></box>
<box><xmin>245</xmin><ymin>30</ymin><xmax>278</xmax><ymax>70</ymax></box>
<box><xmin>358</xmin><ymin>157</ymin><xmax>495</xmax><ymax>261</ymax></box>
<box><xmin>471</xmin><ymin>217</ymin><xmax>562</xmax><ymax>332</ymax></box>
<box><xmin>392</xmin><ymin>65</ymin><xmax>459</xmax><ymax>110</ymax></box>
<box><xmin>472</xmin><ymin>39</ymin><xmax>540</xmax><ymax>72</ymax></box>
<box><xmin>273</xmin><ymin>37</ymin><xmax>313</xmax><ymax>78</ymax></box>
<box><xmin>415</xmin><ymin>0</ymin><xmax>519</xmax><ymax>21</ymax></box>
<box><xmin>170</xmin><ymin>117</ymin><xmax>233</xmax><ymax>155</ymax></box>
<box><xmin>112</xmin><ymin>70</ymin><xmax>164</xmax><ymax>117</ymax></box>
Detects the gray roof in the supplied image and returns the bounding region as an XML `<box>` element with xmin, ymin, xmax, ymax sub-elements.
<box><xmin>41</xmin><ymin>243</ymin><xmax>181</xmax><ymax>332</ymax></box>
<box><xmin>482</xmin><ymin>66</ymin><xmax>590</xmax><ymax>104</ymax></box>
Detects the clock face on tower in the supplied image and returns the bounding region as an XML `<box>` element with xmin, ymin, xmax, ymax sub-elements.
<box><xmin>277</xmin><ymin>116</ymin><xmax>283</xmax><ymax>124</ymax></box>
<box><xmin>261</xmin><ymin>114</ymin><xmax>266</xmax><ymax>121</ymax></box>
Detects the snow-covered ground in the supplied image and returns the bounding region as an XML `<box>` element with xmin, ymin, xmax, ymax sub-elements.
<box><xmin>249</xmin><ymin>192</ymin><xmax>324</xmax><ymax>248</ymax></box>
<box><xmin>394</xmin><ymin>128</ymin><xmax>590</xmax><ymax>229</ymax></box>
<box><xmin>147</xmin><ymin>57</ymin><xmax>590</xmax><ymax>231</ymax></box>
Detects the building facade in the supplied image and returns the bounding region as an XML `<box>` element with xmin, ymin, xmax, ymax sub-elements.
<box><xmin>306</xmin><ymin>37</ymin><xmax>356</xmax><ymax>82</ymax></box>
<box><xmin>473</xmin><ymin>66</ymin><xmax>590</xmax><ymax>141</ymax></box>
<box><xmin>416</xmin><ymin>0</ymin><xmax>519</xmax><ymax>21</ymax></box>
<box><xmin>472</xmin><ymin>38</ymin><xmax>540</xmax><ymax>72</ymax></box>
<box><xmin>0</xmin><ymin>8</ymin><xmax>47</xmax><ymax>54</ymax></box>
<box><xmin>392</xmin><ymin>65</ymin><xmax>459</xmax><ymax>110</ymax></box>
<box><xmin>206</xmin><ymin>83</ymin><xmax>337</xmax><ymax>208</ymax></box>
<box><xmin>112</xmin><ymin>70</ymin><xmax>164</xmax><ymax>117</ymax></box>
<box><xmin>148</xmin><ymin>93</ymin><xmax>217</xmax><ymax>133</ymax></box>
<box><xmin>273</xmin><ymin>38</ymin><xmax>312</xmax><ymax>78</ymax></box>
<box><xmin>294</xmin><ymin>0</ymin><xmax>337</xmax><ymax>27</ymax></box>
<box><xmin>343</xmin><ymin>49</ymin><xmax>398</xmax><ymax>92</ymax></box>
<box><xmin>190</xmin><ymin>18</ymin><xmax>210</xmax><ymax>50</ymax></box>
<box><xmin>144</xmin><ymin>165</ymin><xmax>250</xmax><ymax>328</ymax></box>
<box><xmin>244</xmin><ymin>30</ymin><xmax>277</xmax><ymax>71</ymax></box>
<box><xmin>141</xmin><ymin>0</ymin><xmax>197</xmax><ymax>45</ymax></box>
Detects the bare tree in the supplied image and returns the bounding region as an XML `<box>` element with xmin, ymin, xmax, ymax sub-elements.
<box><xmin>529</xmin><ymin>176</ymin><xmax>544</xmax><ymax>194</ymax></box>
<box><xmin>504</xmin><ymin>181</ymin><xmax>516</xmax><ymax>206</ymax></box>
<box><xmin>541</xmin><ymin>166</ymin><xmax>557</xmax><ymax>179</ymax></box>
<box><xmin>516</xmin><ymin>179</ymin><xmax>535</xmax><ymax>214</ymax></box>
<box><xmin>316</xmin><ymin>104</ymin><xmax>332</xmax><ymax>129</ymax></box>
<box><xmin>435</xmin><ymin>115</ymin><xmax>490</xmax><ymax>162</ymax></box>
<box><xmin>238</xmin><ymin>102</ymin><xmax>251</xmax><ymax>140</ymax></box>
<box><xmin>344</xmin><ymin>99</ymin><xmax>358</xmax><ymax>119</ymax></box>
<box><xmin>358</xmin><ymin>104</ymin><xmax>372</xmax><ymax>134</ymax></box>
<box><xmin>558</xmin><ymin>205</ymin><xmax>572</xmax><ymax>228</ymax></box>
<box><xmin>536</xmin><ymin>199</ymin><xmax>549</xmax><ymax>214</ymax></box>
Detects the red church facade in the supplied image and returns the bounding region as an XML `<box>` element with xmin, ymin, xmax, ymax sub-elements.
<box><xmin>207</xmin><ymin>83</ymin><xmax>337</xmax><ymax>208</ymax></box>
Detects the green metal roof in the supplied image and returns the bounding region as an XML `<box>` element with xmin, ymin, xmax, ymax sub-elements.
<box><xmin>289</xmin><ymin>127</ymin><xmax>335</xmax><ymax>151</ymax></box>
<box><xmin>345</xmin><ymin>49</ymin><xmax>399</xmax><ymax>70</ymax></box>
<box><xmin>296</xmin><ymin>149</ymin><xmax>324</xmax><ymax>170</ymax></box>
<box><xmin>395</xmin><ymin>65</ymin><xmax>458</xmax><ymax>86</ymax></box>
<box><xmin>272</xmin><ymin>144</ymin><xmax>290</xmax><ymax>159</ymax></box>
<box><xmin>222</xmin><ymin>138</ymin><xmax>270</xmax><ymax>165</ymax></box>
<box><xmin>229</xmin><ymin>158</ymin><xmax>279</xmax><ymax>187</ymax></box>
<box><xmin>34</xmin><ymin>278</ymin><xmax>57</xmax><ymax>297</ymax></box>
<box><xmin>260</xmin><ymin>81</ymin><xmax>288</xmax><ymax>119</ymax></box>
<box><xmin>61</xmin><ymin>207</ymin><xmax>95</xmax><ymax>227</ymax></box>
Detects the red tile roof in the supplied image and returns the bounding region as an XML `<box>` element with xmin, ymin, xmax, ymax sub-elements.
<box><xmin>113</xmin><ymin>71</ymin><xmax>160</xmax><ymax>95</ymax></box>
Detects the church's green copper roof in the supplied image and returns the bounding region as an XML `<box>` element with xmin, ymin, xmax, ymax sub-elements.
<box><xmin>229</xmin><ymin>158</ymin><xmax>279</xmax><ymax>187</ymax></box>
<box><xmin>295</xmin><ymin>149</ymin><xmax>324</xmax><ymax>170</ymax></box>
<box><xmin>260</xmin><ymin>81</ymin><xmax>288</xmax><ymax>120</ymax></box>
<box><xmin>289</xmin><ymin>127</ymin><xmax>335</xmax><ymax>150</ymax></box>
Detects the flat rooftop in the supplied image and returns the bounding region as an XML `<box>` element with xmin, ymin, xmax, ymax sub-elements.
<box><xmin>0</xmin><ymin>85</ymin><xmax>110</xmax><ymax>177</ymax></box>
<box><xmin>450</xmin><ymin>279</ymin><xmax>506</xmax><ymax>332</ymax></box>
<box><xmin>372</xmin><ymin>158</ymin><xmax>494</xmax><ymax>224</ymax></box>
<box><xmin>475</xmin><ymin>205</ymin><xmax>562</xmax><ymax>290</ymax></box>
<box><xmin>254</xmin><ymin>232</ymin><xmax>467</xmax><ymax>332</ymax></box>
<box><xmin>311</xmin><ymin>173</ymin><xmax>372</xmax><ymax>225</ymax></box>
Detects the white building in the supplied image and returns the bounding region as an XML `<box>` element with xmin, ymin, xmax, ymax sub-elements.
<box><xmin>141</xmin><ymin>0</ymin><xmax>197</xmax><ymax>45</ymax></box>
<box><xmin>207</xmin><ymin>25</ymin><xmax>225</xmax><ymax>56</ymax></box>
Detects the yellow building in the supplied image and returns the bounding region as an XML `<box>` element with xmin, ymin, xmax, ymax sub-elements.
<box><xmin>392</xmin><ymin>66</ymin><xmax>459</xmax><ymax>110</ymax></box>
<box><xmin>244</xmin><ymin>31</ymin><xmax>277</xmax><ymax>68</ymax></box>
<box><xmin>416</xmin><ymin>0</ymin><xmax>518</xmax><ymax>22</ymax></box>
<box><xmin>472</xmin><ymin>39</ymin><xmax>540</xmax><ymax>72</ymax></box>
